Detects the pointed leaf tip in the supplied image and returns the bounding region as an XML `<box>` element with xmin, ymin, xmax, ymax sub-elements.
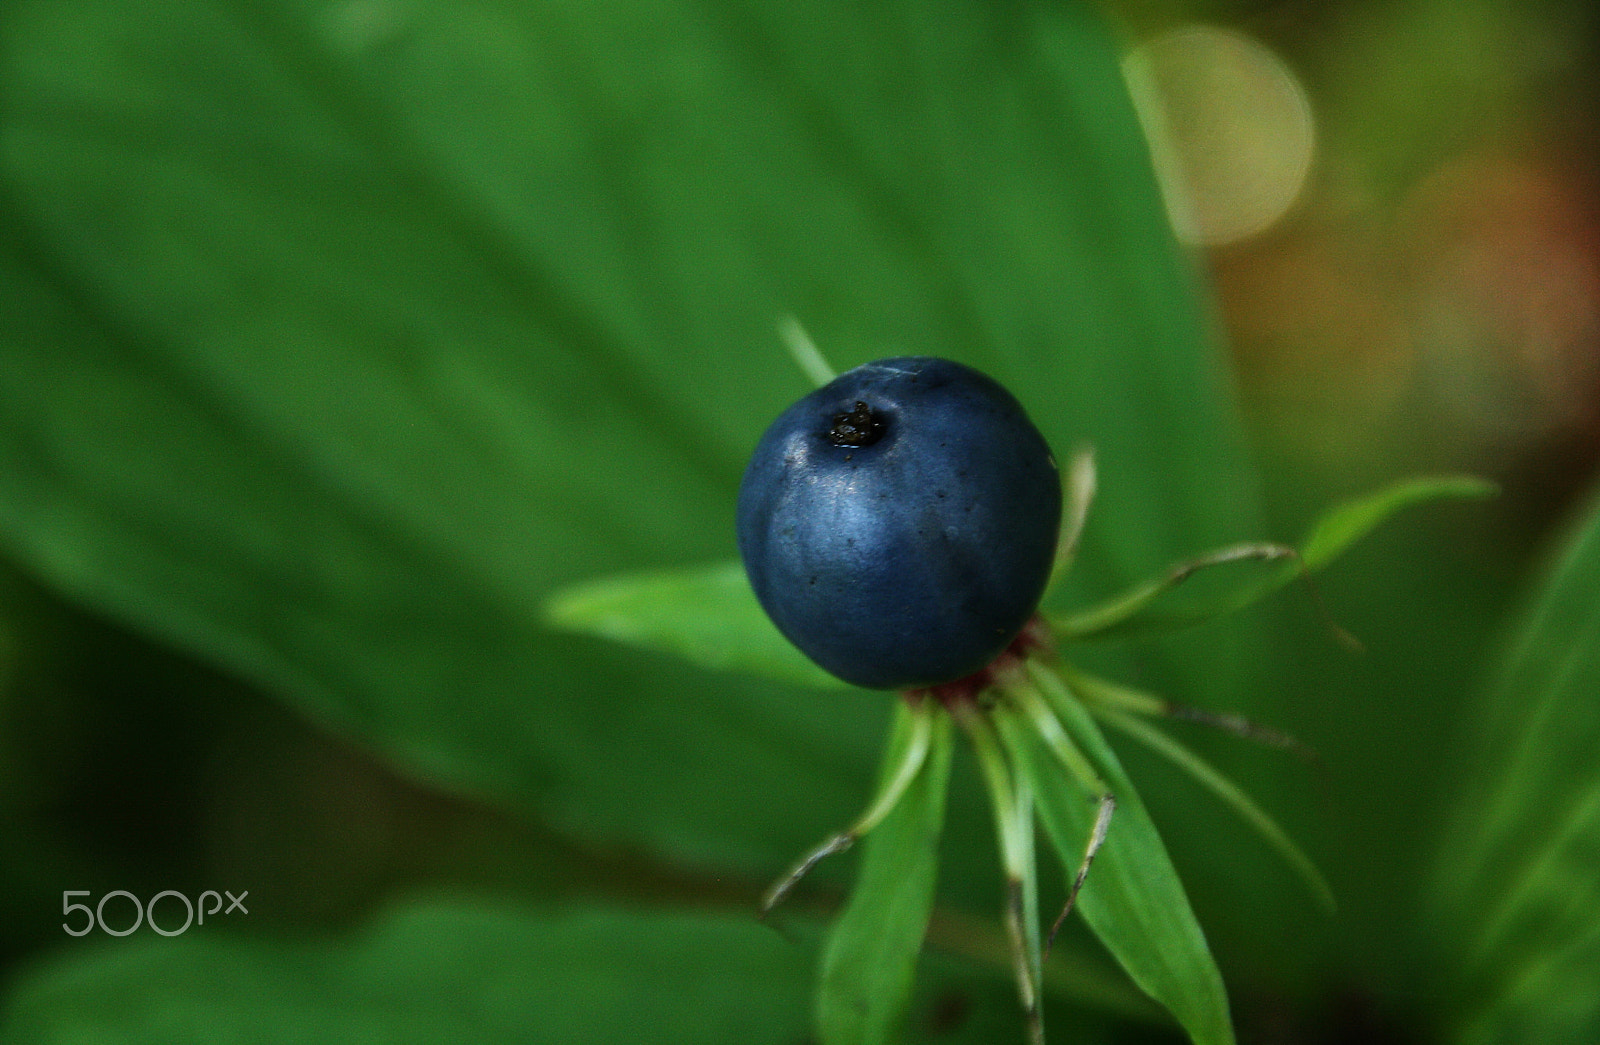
<box><xmin>1298</xmin><ymin>475</ymin><xmax>1498</xmax><ymax>570</ymax></box>
<box><xmin>1051</xmin><ymin>474</ymin><xmax>1497</xmax><ymax>641</ymax></box>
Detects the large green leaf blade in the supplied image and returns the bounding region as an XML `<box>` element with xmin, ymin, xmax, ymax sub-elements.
<box><xmin>816</xmin><ymin>703</ymin><xmax>955</xmax><ymax>1045</ymax></box>
<box><xmin>0</xmin><ymin>0</ymin><xmax>1262</xmax><ymax>878</ymax></box>
<box><xmin>0</xmin><ymin>901</ymin><xmax>813</xmax><ymax>1044</ymax></box>
<box><xmin>1009</xmin><ymin>682</ymin><xmax>1235</xmax><ymax>1045</ymax></box>
<box><xmin>1431</xmin><ymin>482</ymin><xmax>1600</xmax><ymax>1045</ymax></box>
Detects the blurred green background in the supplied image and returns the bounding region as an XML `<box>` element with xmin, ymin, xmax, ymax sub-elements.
<box><xmin>2</xmin><ymin>0</ymin><xmax>1598</xmax><ymax>1042</ymax></box>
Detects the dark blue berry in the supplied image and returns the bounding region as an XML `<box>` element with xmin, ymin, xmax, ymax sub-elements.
<box><xmin>737</xmin><ymin>357</ymin><xmax>1061</xmax><ymax>690</ymax></box>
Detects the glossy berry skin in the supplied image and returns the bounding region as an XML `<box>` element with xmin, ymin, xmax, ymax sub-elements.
<box><xmin>737</xmin><ymin>357</ymin><xmax>1061</xmax><ymax>690</ymax></box>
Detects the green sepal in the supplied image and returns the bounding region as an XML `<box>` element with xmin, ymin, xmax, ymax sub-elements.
<box><xmin>1297</xmin><ymin>475</ymin><xmax>1498</xmax><ymax>568</ymax></box>
<box><xmin>1052</xmin><ymin>474</ymin><xmax>1496</xmax><ymax>641</ymax></box>
<box><xmin>1004</xmin><ymin>667</ymin><xmax>1237</xmax><ymax>1045</ymax></box>
<box><xmin>1089</xmin><ymin>702</ymin><xmax>1334</xmax><ymax>914</ymax></box>
<box><xmin>542</xmin><ymin>560</ymin><xmax>844</xmax><ymax>689</ymax></box>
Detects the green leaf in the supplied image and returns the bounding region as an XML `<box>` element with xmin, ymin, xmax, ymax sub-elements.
<box><xmin>0</xmin><ymin>0</ymin><xmax>1263</xmax><ymax>880</ymax></box>
<box><xmin>1053</xmin><ymin>475</ymin><xmax>1496</xmax><ymax>640</ymax></box>
<box><xmin>817</xmin><ymin>702</ymin><xmax>955</xmax><ymax>1045</ymax></box>
<box><xmin>1010</xmin><ymin>670</ymin><xmax>1236</xmax><ymax>1045</ymax></box>
<box><xmin>1090</xmin><ymin>702</ymin><xmax>1334</xmax><ymax>914</ymax></box>
<box><xmin>1431</xmin><ymin>481</ymin><xmax>1600</xmax><ymax>1045</ymax></box>
<box><xmin>544</xmin><ymin>560</ymin><xmax>844</xmax><ymax>689</ymax></box>
<box><xmin>1297</xmin><ymin>475</ymin><xmax>1497</xmax><ymax>570</ymax></box>
<box><xmin>0</xmin><ymin>900</ymin><xmax>813</xmax><ymax>1044</ymax></box>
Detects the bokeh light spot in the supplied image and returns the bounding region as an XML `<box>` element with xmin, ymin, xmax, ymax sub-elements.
<box><xmin>1124</xmin><ymin>26</ymin><xmax>1315</xmax><ymax>247</ymax></box>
